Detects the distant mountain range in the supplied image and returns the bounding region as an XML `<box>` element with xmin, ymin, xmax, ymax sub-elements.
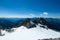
<box><xmin>44</xmin><ymin>18</ymin><xmax>60</xmax><ymax>31</ymax></box>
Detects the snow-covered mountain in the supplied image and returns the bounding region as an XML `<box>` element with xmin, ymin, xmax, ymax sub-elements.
<box><xmin>0</xmin><ymin>18</ymin><xmax>60</xmax><ymax>31</ymax></box>
<box><xmin>0</xmin><ymin>18</ymin><xmax>60</xmax><ymax>40</ymax></box>
<box><xmin>0</xmin><ymin>25</ymin><xmax>60</xmax><ymax>40</ymax></box>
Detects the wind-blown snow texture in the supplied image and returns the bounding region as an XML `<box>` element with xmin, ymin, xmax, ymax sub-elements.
<box><xmin>0</xmin><ymin>25</ymin><xmax>60</xmax><ymax>40</ymax></box>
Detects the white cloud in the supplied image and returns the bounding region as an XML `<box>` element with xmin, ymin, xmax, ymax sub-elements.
<box><xmin>29</xmin><ymin>13</ymin><xmax>36</xmax><ymax>18</ymax></box>
<box><xmin>40</xmin><ymin>12</ymin><xmax>48</xmax><ymax>18</ymax></box>
<box><xmin>43</xmin><ymin>12</ymin><xmax>48</xmax><ymax>15</ymax></box>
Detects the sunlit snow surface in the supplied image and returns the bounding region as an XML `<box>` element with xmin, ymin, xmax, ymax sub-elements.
<box><xmin>0</xmin><ymin>25</ymin><xmax>60</xmax><ymax>40</ymax></box>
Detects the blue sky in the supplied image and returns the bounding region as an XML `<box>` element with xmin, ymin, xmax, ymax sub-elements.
<box><xmin>0</xmin><ymin>0</ymin><xmax>60</xmax><ymax>18</ymax></box>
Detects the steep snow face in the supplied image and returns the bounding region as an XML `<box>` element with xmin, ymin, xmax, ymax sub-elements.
<box><xmin>0</xmin><ymin>26</ymin><xmax>60</xmax><ymax>40</ymax></box>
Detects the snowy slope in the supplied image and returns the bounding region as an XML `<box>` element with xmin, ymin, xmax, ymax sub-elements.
<box><xmin>0</xmin><ymin>25</ymin><xmax>60</xmax><ymax>40</ymax></box>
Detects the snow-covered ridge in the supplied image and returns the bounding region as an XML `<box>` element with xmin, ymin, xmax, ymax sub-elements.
<box><xmin>0</xmin><ymin>26</ymin><xmax>60</xmax><ymax>40</ymax></box>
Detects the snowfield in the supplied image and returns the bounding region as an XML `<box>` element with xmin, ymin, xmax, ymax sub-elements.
<box><xmin>0</xmin><ymin>25</ymin><xmax>60</xmax><ymax>40</ymax></box>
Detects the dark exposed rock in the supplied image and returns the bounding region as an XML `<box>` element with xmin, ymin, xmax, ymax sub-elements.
<box><xmin>39</xmin><ymin>38</ymin><xmax>60</xmax><ymax>40</ymax></box>
<box><xmin>0</xmin><ymin>29</ymin><xmax>5</xmax><ymax>36</ymax></box>
<box><xmin>23</xmin><ymin>18</ymin><xmax>36</xmax><ymax>28</ymax></box>
<box><xmin>5</xmin><ymin>29</ymin><xmax>14</xmax><ymax>33</ymax></box>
